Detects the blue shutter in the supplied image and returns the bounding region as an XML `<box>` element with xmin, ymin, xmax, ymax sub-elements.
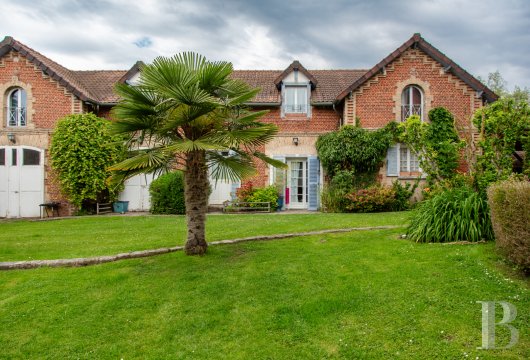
<box><xmin>230</xmin><ymin>181</ymin><xmax>240</xmax><ymax>201</ymax></box>
<box><xmin>280</xmin><ymin>83</ymin><xmax>286</xmax><ymax>118</ymax></box>
<box><xmin>386</xmin><ymin>145</ymin><xmax>398</xmax><ymax>176</ymax></box>
<box><xmin>306</xmin><ymin>83</ymin><xmax>312</xmax><ymax>118</ymax></box>
<box><xmin>273</xmin><ymin>155</ymin><xmax>286</xmax><ymax>186</ymax></box>
<box><xmin>308</xmin><ymin>156</ymin><xmax>320</xmax><ymax>211</ymax></box>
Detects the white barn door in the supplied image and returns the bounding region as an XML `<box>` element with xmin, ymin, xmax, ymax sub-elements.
<box><xmin>0</xmin><ymin>146</ymin><xmax>44</xmax><ymax>218</ymax></box>
<box><xmin>118</xmin><ymin>173</ymin><xmax>155</xmax><ymax>211</ymax></box>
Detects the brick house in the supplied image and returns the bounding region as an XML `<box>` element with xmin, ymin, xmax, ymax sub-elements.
<box><xmin>0</xmin><ymin>33</ymin><xmax>496</xmax><ymax>217</ymax></box>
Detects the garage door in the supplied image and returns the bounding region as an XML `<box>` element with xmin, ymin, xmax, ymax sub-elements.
<box><xmin>118</xmin><ymin>173</ymin><xmax>155</xmax><ymax>211</ymax></box>
<box><xmin>0</xmin><ymin>146</ymin><xmax>44</xmax><ymax>218</ymax></box>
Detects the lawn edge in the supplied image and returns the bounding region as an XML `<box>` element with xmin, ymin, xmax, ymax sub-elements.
<box><xmin>0</xmin><ymin>226</ymin><xmax>401</xmax><ymax>270</ymax></box>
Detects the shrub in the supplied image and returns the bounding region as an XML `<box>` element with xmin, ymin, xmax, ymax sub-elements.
<box><xmin>247</xmin><ymin>186</ymin><xmax>278</xmax><ymax>210</ymax></box>
<box><xmin>236</xmin><ymin>181</ymin><xmax>254</xmax><ymax>202</ymax></box>
<box><xmin>487</xmin><ymin>177</ymin><xmax>530</xmax><ymax>273</ymax></box>
<box><xmin>149</xmin><ymin>171</ymin><xmax>186</xmax><ymax>214</ymax></box>
<box><xmin>345</xmin><ymin>186</ymin><xmax>397</xmax><ymax>213</ymax></box>
<box><xmin>50</xmin><ymin>113</ymin><xmax>126</xmax><ymax>210</ymax></box>
<box><xmin>407</xmin><ymin>187</ymin><xmax>494</xmax><ymax>243</ymax></box>
<box><xmin>392</xmin><ymin>180</ymin><xmax>417</xmax><ymax>211</ymax></box>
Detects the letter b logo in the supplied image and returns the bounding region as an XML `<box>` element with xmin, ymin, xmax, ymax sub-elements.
<box><xmin>477</xmin><ymin>301</ymin><xmax>519</xmax><ymax>349</ymax></box>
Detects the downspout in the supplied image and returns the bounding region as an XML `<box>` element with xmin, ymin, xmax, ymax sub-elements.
<box><xmin>332</xmin><ymin>102</ymin><xmax>343</xmax><ymax>127</ymax></box>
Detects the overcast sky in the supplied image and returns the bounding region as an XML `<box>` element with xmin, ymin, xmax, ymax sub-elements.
<box><xmin>1</xmin><ymin>0</ymin><xmax>529</xmax><ymax>90</ymax></box>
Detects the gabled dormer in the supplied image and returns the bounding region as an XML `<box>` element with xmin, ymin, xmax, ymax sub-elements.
<box><xmin>274</xmin><ymin>61</ymin><xmax>317</xmax><ymax>118</ymax></box>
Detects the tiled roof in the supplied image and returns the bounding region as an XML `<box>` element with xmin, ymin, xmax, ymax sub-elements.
<box><xmin>231</xmin><ymin>69</ymin><xmax>366</xmax><ymax>104</ymax></box>
<box><xmin>0</xmin><ymin>34</ymin><xmax>497</xmax><ymax>106</ymax></box>
<box><xmin>72</xmin><ymin>70</ymin><xmax>127</xmax><ymax>103</ymax></box>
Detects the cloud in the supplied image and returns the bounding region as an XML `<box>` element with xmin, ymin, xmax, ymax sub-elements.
<box><xmin>0</xmin><ymin>0</ymin><xmax>528</xmax><ymax>88</ymax></box>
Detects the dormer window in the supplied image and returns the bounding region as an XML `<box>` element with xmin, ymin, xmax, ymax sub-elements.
<box><xmin>284</xmin><ymin>85</ymin><xmax>308</xmax><ymax>114</ymax></box>
<box><xmin>276</xmin><ymin>62</ymin><xmax>316</xmax><ymax>119</ymax></box>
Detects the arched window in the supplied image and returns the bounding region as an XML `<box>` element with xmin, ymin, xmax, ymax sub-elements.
<box><xmin>401</xmin><ymin>85</ymin><xmax>423</xmax><ymax>121</ymax></box>
<box><xmin>7</xmin><ymin>88</ymin><xmax>27</xmax><ymax>127</ymax></box>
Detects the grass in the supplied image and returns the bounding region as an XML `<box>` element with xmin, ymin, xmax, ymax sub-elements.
<box><xmin>0</xmin><ymin>213</ymin><xmax>528</xmax><ymax>359</ymax></box>
<box><xmin>0</xmin><ymin>212</ymin><xmax>408</xmax><ymax>261</ymax></box>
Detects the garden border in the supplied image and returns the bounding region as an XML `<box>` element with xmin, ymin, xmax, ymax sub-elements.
<box><xmin>0</xmin><ymin>226</ymin><xmax>400</xmax><ymax>270</ymax></box>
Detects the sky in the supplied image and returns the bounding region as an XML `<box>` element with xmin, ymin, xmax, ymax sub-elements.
<box><xmin>1</xmin><ymin>0</ymin><xmax>529</xmax><ymax>90</ymax></box>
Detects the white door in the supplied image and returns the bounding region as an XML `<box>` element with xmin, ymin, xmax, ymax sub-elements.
<box><xmin>119</xmin><ymin>173</ymin><xmax>155</xmax><ymax>211</ymax></box>
<box><xmin>287</xmin><ymin>159</ymin><xmax>308</xmax><ymax>209</ymax></box>
<box><xmin>209</xmin><ymin>179</ymin><xmax>233</xmax><ymax>205</ymax></box>
<box><xmin>0</xmin><ymin>146</ymin><xmax>44</xmax><ymax>218</ymax></box>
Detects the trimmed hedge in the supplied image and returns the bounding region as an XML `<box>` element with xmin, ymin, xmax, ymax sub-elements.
<box><xmin>149</xmin><ymin>171</ymin><xmax>186</xmax><ymax>214</ymax></box>
<box><xmin>487</xmin><ymin>178</ymin><xmax>530</xmax><ymax>273</ymax></box>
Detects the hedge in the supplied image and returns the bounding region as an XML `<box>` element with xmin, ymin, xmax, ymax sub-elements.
<box><xmin>487</xmin><ymin>178</ymin><xmax>530</xmax><ymax>273</ymax></box>
<box><xmin>149</xmin><ymin>171</ymin><xmax>186</xmax><ymax>214</ymax></box>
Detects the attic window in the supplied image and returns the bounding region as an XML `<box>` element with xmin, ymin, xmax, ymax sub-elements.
<box><xmin>284</xmin><ymin>85</ymin><xmax>308</xmax><ymax>114</ymax></box>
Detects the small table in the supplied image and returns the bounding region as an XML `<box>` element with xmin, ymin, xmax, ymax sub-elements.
<box><xmin>39</xmin><ymin>202</ymin><xmax>60</xmax><ymax>218</ymax></box>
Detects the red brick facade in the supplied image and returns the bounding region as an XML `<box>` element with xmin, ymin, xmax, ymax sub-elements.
<box><xmin>0</xmin><ymin>34</ymin><xmax>496</xmax><ymax>215</ymax></box>
<box><xmin>345</xmin><ymin>48</ymin><xmax>483</xmax><ymax>130</ymax></box>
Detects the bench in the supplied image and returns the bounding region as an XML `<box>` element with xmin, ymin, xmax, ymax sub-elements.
<box><xmin>96</xmin><ymin>202</ymin><xmax>113</xmax><ymax>215</ymax></box>
<box><xmin>39</xmin><ymin>202</ymin><xmax>60</xmax><ymax>218</ymax></box>
<box><xmin>222</xmin><ymin>201</ymin><xmax>271</xmax><ymax>213</ymax></box>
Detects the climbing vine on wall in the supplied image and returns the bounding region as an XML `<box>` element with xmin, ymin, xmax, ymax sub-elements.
<box><xmin>50</xmin><ymin>113</ymin><xmax>126</xmax><ymax>209</ymax></box>
<box><xmin>316</xmin><ymin>122</ymin><xmax>398</xmax><ymax>179</ymax></box>
<box><xmin>472</xmin><ymin>98</ymin><xmax>530</xmax><ymax>193</ymax></box>
<box><xmin>399</xmin><ymin>107</ymin><xmax>464</xmax><ymax>184</ymax></box>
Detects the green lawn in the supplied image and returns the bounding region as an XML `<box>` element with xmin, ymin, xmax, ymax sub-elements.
<box><xmin>0</xmin><ymin>213</ymin><xmax>528</xmax><ymax>359</ymax></box>
<box><xmin>0</xmin><ymin>212</ymin><xmax>408</xmax><ymax>261</ymax></box>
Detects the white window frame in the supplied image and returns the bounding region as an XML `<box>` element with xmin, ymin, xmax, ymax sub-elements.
<box><xmin>284</xmin><ymin>85</ymin><xmax>308</xmax><ymax>114</ymax></box>
<box><xmin>398</xmin><ymin>144</ymin><xmax>420</xmax><ymax>173</ymax></box>
<box><xmin>7</xmin><ymin>88</ymin><xmax>27</xmax><ymax>127</ymax></box>
<box><xmin>401</xmin><ymin>85</ymin><xmax>423</xmax><ymax>122</ymax></box>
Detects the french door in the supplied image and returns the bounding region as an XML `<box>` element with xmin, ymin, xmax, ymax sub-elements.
<box><xmin>287</xmin><ymin>159</ymin><xmax>307</xmax><ymax>209</ymax></box>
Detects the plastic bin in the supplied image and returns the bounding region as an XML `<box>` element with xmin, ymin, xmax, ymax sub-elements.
<box><xmin>113</xmin><ymin>201</ymin><xmax>129</xmax><ymax>214</ymax></box>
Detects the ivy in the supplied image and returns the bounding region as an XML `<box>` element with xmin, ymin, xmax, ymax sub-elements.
<box><xmin>50</xmin><ymin>113</ymin><xmax>126</xmax><ymax>209</ymax></box>
<box><xmin>399</xmin><ymin>107</ymin><xmax>464</xmax><ymax>184</ymax></box>
<box><xmin>316</xmin><ymin>122</ymin><xmax>397</xmax><ymax>179</ymax></box>
<box><xmin>472</xmin><ymin>98</ymin><xmax>530</xmax><ymax>193</ymax></box>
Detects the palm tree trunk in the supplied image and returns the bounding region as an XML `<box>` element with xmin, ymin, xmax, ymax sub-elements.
<box><xmin>184</xmin><ymin>150</ymin><xmax>209</xmax><ymax>255</ymax></box>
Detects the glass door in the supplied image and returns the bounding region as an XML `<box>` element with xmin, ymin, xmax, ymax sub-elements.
<box><xmin>287</xmin><ymin>159</ymin><xmax>307</xmax><ymax>209</ymax></box>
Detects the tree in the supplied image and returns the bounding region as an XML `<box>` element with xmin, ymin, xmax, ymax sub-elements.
<box><xmin>472</xmin><ymin>98</ymin><xmax>530</xmax><ymax>193</ymax></box>
<box><xmin>50</xmin><ymin>113</ymin><xmax>125</xmax><ymax>210</ymax></box>
<box><xmin>479</xmin><ymin>71</ymin><xmax>530</xmax><ymax>103</ymax></box>
<box><xmin>109</xmin><ymin>53</ymin><xmax>283</xmax><ymax>255</ymax></box>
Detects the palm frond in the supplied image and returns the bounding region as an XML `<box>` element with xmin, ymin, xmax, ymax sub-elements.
<box><xmin>252</xmin><ymin>151</ymin><xmax>288</xmax><ymax>169</ymax></box>
<box><xmin>206</xmin><ymin>151</ymin><xmax>256</xmax><ymax>182</ymax></box>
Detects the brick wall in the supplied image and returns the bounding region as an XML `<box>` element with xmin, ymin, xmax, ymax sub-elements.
<box><xmin>259</xmin><ymin>106</ymin><xmax>340</xmax><ymax>133</ymax></box>
<box><xmin>0</xmin><ymin>50</ymin><xmax>83</xmax><ymax>215</ymax></box>
<box><xmin>346</xmin><ymin>48</ymin><xmax>483</xmax><ymax>130</ymax></box>
<box><xmin>244</xmin><ymin>105</ymin><xmax>340</xmax><ymax>187</ymax></box>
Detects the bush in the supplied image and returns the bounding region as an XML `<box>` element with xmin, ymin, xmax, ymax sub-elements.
<box><xmin>345</xmin><ymin>186</ymin><xmax>397</xmax><ymax>213</ymax></box>
<box><xmin>407</xmin><ymin>187</ymin><xmax>494</xmax><ymax>243</ymax></box>
<box><xmin>149</xmin><ymin>171</ymin><xmax>186</xmax><ymax>214</ymax></box>
<box><xmin>247</xmin><ymin>186</ymin><xmax>278</xmax><ymax>210</ymax></box>
<box><xmin>50</xmin><ymin>113</ymin><xmax>126</xmax><ymax>209</ymax></box>
<box><xmin>392</xmin><ymin>181</ymin><xmax>417</xmax><ymax>211</ymax></box>
<box><xmin>487</xmin><ymin>177</ymin><xmax>530</xmax><ymax>273</ymax></box>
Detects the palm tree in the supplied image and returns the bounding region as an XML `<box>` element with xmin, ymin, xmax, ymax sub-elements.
<box><xmin>109</xmin><ymin>53</ymin><xmax>284</xmax><ymax>255</ymax></box>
